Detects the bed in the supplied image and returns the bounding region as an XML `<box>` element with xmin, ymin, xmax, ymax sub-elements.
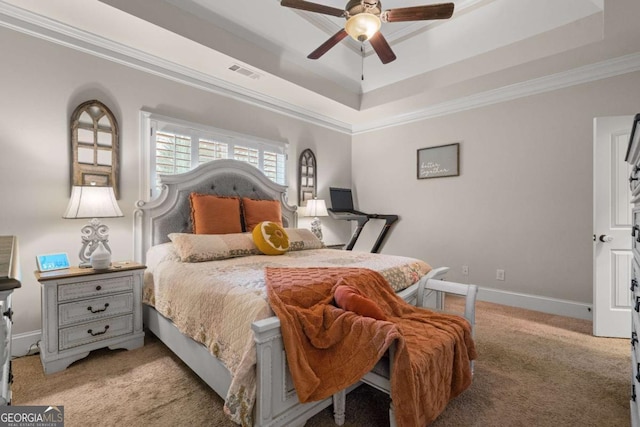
<box><xmin>133</xmin><ymin>159</ymin><xmax>476</xmax><ymax>427</ymax></box>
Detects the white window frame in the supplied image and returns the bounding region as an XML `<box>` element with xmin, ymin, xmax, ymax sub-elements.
<box><xmin>139</xmin><ymin>110</ymin><xmax>288</xmax><ymax>201</ymax></box>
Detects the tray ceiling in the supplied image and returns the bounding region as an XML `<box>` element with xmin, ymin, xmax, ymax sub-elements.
<box><xmin>3</xmin><ymin>0</ymin><xmax>629</xmax><ymax>133</ymax></box>
<box><xmin>158</xmin><ymin>0</ymin><xmax>604</xmax><ymax>93</ymax></box>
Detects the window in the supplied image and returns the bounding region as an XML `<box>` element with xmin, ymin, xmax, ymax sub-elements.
<box><xmin>140</xmin><ymin>112</ymin><xmax>288</xmax><ymax>198</ymax></box>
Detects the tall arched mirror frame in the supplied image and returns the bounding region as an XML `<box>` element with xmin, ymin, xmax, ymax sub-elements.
<box><xmin>298</xmin><ymin>149</ymin><xmax>317</xmax><ymax>207</ymax></box>
<box><xmin>70</xmin><ymin>100</ymin><xmax>120</xmax><ymax>198</ymax></box>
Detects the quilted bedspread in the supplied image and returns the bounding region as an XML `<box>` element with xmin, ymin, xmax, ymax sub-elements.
<box><xmin>265</xmin><ymin>267</ymin><xmax>477</xmax><ymax>427</ymax></box>
<box><xmin>143</xmin><ymin>244</ymin><xmax>431</xmax><ymax>426</ymax></box>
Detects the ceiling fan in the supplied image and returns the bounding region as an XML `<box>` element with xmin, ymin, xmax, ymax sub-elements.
<box><xmin>280</xmin><ymin>0</ymin><xmax>455</xmax><ymax>64</ymax></box>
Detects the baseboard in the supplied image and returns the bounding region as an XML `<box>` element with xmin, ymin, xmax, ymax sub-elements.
<box><xmin>477</xmin><ymin>287</ymin><xmax>592</xmax><ymax>321</ymax></box>
<box><xmin>12</xmin><ymin>330</ymin><xmax>41</xmax><ymax>358</ymax></box>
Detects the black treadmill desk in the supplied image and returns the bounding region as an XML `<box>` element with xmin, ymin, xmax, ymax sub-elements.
<box><xmin>327</xmin><ymin>209</ymin><xmax>398</xmax><ymax>253</ymax></box>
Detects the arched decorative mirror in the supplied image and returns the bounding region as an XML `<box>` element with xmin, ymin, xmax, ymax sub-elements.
<box><xmin>70</xmin><ymin>100</ymin><xmax>119</xmax><ymax>198</ymax></box>
<box><xmin>298</xmin><ymin>149</ymin><xmax>317</xmax><ymax>206</ymax></box>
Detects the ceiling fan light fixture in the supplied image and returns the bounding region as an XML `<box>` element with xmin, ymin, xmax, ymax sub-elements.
<box><xmin>345</xmin><ymin>13</ymin><xmax>381</xmax><ymax>42</ymax></box>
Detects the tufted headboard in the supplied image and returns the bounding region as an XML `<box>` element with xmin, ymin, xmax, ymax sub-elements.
<box><xmin>133</xmin><ymin>159</ymin><xmax>297</xmax><ymax>262</ymax></box>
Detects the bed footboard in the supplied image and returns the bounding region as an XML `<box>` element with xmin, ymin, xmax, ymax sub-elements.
<box><xmin>416</xmin><ymin>268</ymin><xmax>478</xmax><ymax>334</ymax></box>
<box><xmin>415</xmin><ymin>268</ymin><xmax>478</xmax><ymax>375</ymax></box>
<box><xmin>339</xmin><ymin>268</ymin><xmax>478</xmax><ymax>426</ymax></box>
<box><xmin>251</xmin><ymin>318</ymin><xmax>338</xmax><ymax>427</ymax></box>
<box><xmin>249</xmin><ymin>266</ymin><xmax>471</xmax><ymax>427</ymax></box>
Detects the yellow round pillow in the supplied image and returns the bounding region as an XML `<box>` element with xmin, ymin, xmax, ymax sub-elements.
<box><xmin>252</xmin><ymin>221</ymin><xmax>289</xmax><ymax>255</ymax></box>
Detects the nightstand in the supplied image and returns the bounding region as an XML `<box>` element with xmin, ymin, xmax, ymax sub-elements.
<box><xmin>35</xmin><ymin>262</ymin><xmax>145</xmax><ymax>374</ymax></box>
<box><xmin>0</xmin><ymin>236</ymin><xmax>21</xmax><ymax>405</ymax></box>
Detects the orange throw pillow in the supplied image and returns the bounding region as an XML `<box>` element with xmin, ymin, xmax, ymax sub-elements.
<box><xmin>190</xmin><ymin>193</ymin><xmax>242</xmax><ymax>234</ymax></box>
<box><xmin>334</xmin><ymin>285</ymin><xmax>387</xmax><ymax>321</ymax></box>
<box><xmin>242</xmin><ymin>197</ymin><xmax>282</xmax><ymax>232</ymax></box>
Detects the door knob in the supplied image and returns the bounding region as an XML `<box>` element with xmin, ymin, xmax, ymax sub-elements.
<box><xmin>599</xmin><ymin>235</ymin><xmax>614</xmax><ymax>243</ymax></box>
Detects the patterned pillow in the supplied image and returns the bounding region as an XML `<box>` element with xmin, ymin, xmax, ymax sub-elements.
<box><xmin>252</xmin><ymin>221</ymin><xmax>289</xmax><ymax>255</ymax></box>
<box><xmin>168</xmin><ymin>232</ymin><xmax>259</xmax><ymax>262</ymax></box>
<box><xmin>286</xmin><ymin>228</ymin><xmax>325</xmax><ymax>251</ymax></box>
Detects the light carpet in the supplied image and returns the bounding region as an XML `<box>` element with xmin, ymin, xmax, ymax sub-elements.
<box><xmin>12</xmin><ymin>299</ymin><xmax>630</xmax><ymax>426</ymax></box>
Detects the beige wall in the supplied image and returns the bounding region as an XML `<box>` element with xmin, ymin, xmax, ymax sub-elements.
<box><xmin>352</xmin><ymin>71</ymin><xmax>640</xmax><ymax>309</ymax></box>
<box><xmin>0</xmin><ymin>27</ymin><xmax>352</xmax><ymax>336</ymax></box>
<box><xmin>3</xmin><ymin>18</ymin><xmax>640</xmax><ymax>339</ymax></box>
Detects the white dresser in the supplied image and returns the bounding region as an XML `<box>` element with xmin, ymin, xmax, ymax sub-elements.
<box><xmin>35</xmin><ymin>263</ymin><xmax>145</xmax><ymax>374</ymax></box>
<box><xmin>0</xmin><ymin>236</ymin><xmax>21</xmax><ymax>405</ymax></box>
<box><xmin>625</xmin><ymin>113</ymin><xmax>640</xmax><ymax>426</ymax></box>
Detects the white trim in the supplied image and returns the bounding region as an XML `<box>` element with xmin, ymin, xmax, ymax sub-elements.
<box><xmin>1</xmin><ymin>1</ymin><xmax>639</xmax><ymax>136</ymax></box>
<box><xmin>141</xmin><ymin>110</ymin><xmax>289</xmax><ymax>200</ymax></box>
<box><xmin>0</xmin><ymin>1</ymin><xmax>353</xmax><ymax>134</ymax></box>
<box><xmin>144</xmin><ymin>111</ymin><xmax>289</xmax><ymax>151</ymax></box>
<box><xmin>353</xmin><ymin>52</ymin><xmax>640</xmax><ymax>134</ymax></box>
<box><xmin>12</xmin><ymin>330</ymin><xmax>41</xmax><ymax>358</ymax></box>
<box><xmin>477</xmin><ymin>286</ymin><xmax>593</xmax><ymax>321</ymax></box>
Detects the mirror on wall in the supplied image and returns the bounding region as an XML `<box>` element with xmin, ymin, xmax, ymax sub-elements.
<box><xmin>298</xmin><ymin>149</ymin><xmax>317</xmax><ymax>207</ymax></box>
<box><xmin>70</xmin><ymin>100</ymin><xmax>119</xmax><ymax>198</ymax></box>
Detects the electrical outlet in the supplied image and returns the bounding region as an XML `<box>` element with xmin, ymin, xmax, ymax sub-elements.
<box><xmin>462</xmin><ymin>265</ymin><xmax>469</xmax><ymax>276</ymax></box>
<box><xmin>496</xmin><ymin>269</ymin><xmax>505</xmax><ymax>281</ymax></box>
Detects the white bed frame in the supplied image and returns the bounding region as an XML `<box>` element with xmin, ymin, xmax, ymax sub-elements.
<box><xmin>133</xmin><ymin>159</ymin><xmax>477</xmax><ymax>427</ymax></box>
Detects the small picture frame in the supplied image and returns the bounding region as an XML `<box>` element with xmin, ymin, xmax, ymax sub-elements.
<box><xmin>417</xmin><ymin>143</ymin><xmax>460</xmax><ymax>179</ymax></box>
<box><xmin>36</xmin><ymin>253</ymin><xmax>70</xmax><ymax>272</ymax></box>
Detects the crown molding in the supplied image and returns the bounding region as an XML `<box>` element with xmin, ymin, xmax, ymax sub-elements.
<box><xmin>352</xmin><ymin>52</ymin><xmax>640</xmax><ymax>134</ymax></box>
<box><xmin>0</xmin><ymin>1</ymin><xmax>353</xmax><ymax>134</ymax></box>
<box><xmin>1</xmin><ymin>1</ymin><xmax>638</xmax><ymax>137</ymax></box>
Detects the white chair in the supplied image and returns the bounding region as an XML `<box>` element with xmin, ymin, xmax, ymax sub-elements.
<box><xmin>333</xmin><ymin>267</ymin><xmax>478</xmax><ymax>426</ymax></box>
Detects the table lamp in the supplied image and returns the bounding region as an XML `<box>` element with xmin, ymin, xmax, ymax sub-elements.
<box><xmin>63</xmin><ymin>185</ymin><xmax>123</xmax><ymax>268</ymax></box>
<box><xmin>304</xmin><ymin>198</ymin><xmax>328</xmax><ymax>241</ymax></box>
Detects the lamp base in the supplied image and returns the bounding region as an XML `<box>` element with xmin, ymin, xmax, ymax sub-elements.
<box><xmin>78</xmin><ymin>218</ymin><xmax>113</xmax><ymax>266</ymax></box>
<box><xmin>310</xmin><ymin>217</ymin><xmax>323</xmax><ymax>242</ymax></box>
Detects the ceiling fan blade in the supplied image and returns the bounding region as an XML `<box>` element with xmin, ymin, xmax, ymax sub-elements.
<box><xmin>383</xmin><ymin>3</ymin><xmax>454</xmax><ymax>22</ymax></box>
<box><xmin>308</xmin><ymin>29</ymin><xmax>348</xmax><ymax>59</ymax></box>
<box><xmin>369</xmin><ymin>32</ymin><xmax>396</xmax><ymax>64</ymax></box>
<box><xmin>281</xmin><ymin>0</ymin><xmax>345</xmax><ymax>17</ymax></box>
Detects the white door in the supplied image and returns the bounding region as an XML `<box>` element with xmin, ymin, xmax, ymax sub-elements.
<box><xmin>593</xmin><ymin>116</ymin><xmax>633</xmax><ymax>337</ymax></box>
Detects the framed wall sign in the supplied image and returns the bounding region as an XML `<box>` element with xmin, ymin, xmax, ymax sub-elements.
<box><xmin>417</xmin><ymin>143</ymin><xmax>460</xmax><ymax>179</ymax></box>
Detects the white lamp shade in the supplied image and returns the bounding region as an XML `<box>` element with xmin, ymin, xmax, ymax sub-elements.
<box><xmin>304</xmin><ymin>199</ymin><xmax>328</xmax><ymax>217</ymax></box>
<box><xmin>63</xmin><ymin>186</ymin><xmax>123</xmax><ymax>219</ymax></box>
<box><xmin>345</xmin><ymin>13</ymin><xmax>381</xmax><ymax>42</ymax></box>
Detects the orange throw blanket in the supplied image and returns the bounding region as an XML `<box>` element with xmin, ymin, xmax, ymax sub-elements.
<box><xmin>265</xmin><ymin>267</ymin><xmax>477</xmax><ymax>427</ymax></box>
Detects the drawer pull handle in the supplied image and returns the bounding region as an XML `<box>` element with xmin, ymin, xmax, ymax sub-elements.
<box><xmin>95</xmin><ymin>285</ymin><xmax>102</xmax><ymax>291</ymax></box>
<box><xmin>633</xmin><ymin>226</ymin><xmax>640</xmax><ymax>238</ymax></box>
<box><xmin>632</xmin><ymin>279</ymin><xmax>638</xmax><ymax>292</ymax></box>
<box><xmin>3</xmin><ymin>309</ymin><xmax>12</xmax><ymax>322</ymax></box>
<box><xmin>87</xmin><ymin>325</ymin><xmax>109</xmax><ymax>336</ymax></box>
<box><xmin>632</xmin><ymin>167</ymin><xmax>640</xmax><ymax>190</ymax></box>
<box><xmin>636</xmin><ymin>296</ymin><xmax>640</xmax><ymax>313</ymax></box>
<box><xmin>633</xmin><ymin>384</ymin><xmax>637</xmax><ymax>402</ymax></box>
<box><xmin>87</xmin><ymin>303</ymin><xmax>109</xmax><ymax>314</ymax></box>
<box><xmin>633</xmin><ymin>332</ymin><xmax>639</xmax><ymax>348</ymax></box>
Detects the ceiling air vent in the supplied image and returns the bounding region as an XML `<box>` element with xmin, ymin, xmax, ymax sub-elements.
<box><xmin>228</xmin><ymin>64</ymin><xmax>262</xmax><ymax>80</ymax></box>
